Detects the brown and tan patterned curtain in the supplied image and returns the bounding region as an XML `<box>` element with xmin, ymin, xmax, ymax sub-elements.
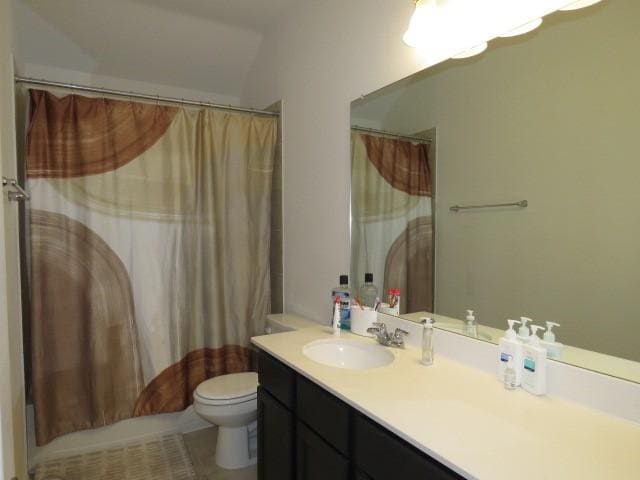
<box><xmin>350</xmin><ymin>132</ymin><xmax>434</xmax><ymax>314</ymax></box>
<box><xmin>26</xmin><ymin>90</ymin><xmax>277</xmax><ymax>445</ymax></box>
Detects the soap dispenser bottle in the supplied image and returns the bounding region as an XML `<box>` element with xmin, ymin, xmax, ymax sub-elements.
<box><xmin>498</xmin><ymin>319</ymin><xmax>523</xmax><ymax>386</ymax></box>
<box><xmin>522</xmin><ymin>325</ymin><xmax>547</xmax><ymax>395</ymax></box>
<box><xmin>518</xmin><ymin>317</ymin><xmax>532</xmax><ymax>343</ymax></box>
<box><xmin>541</xmin><ymin>322</ymin><xmax>563</xmax><ymax>360</ymax></box>
<box><xmin>464</xmin><ymin>309</ymin><xmax>477</xmax><ymax>337</ymax></box>
<box><xmin>420</xmin><ymin>317</ymin><xmax>435</xmax><ymax>366</ymax></box>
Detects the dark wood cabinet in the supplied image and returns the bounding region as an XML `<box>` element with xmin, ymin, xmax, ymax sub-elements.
<box><xmin>296</xmin><ymin>421</ymin><xmax>350</xmax><ymax>480</ymax></box>
<box><xmin>355</xmin><ymin>470</ymin><xmax>373</xmax><ymax>480</ymax></box>
<box><xmin>296</xmin><ymin>375</ymin><xmax>350</xmax><ymax>456</ymax></box>
<box><xmin>257</xmin><ymin>386</ymin><xmax>295</xmax><ymax>480</ymax></box>
<box><xmin>354</xmin><ymin>413</ymin><xmax>464</xmax><ymax>480</ymax></box>
<box><xmin>257</xmin><ymin>350</ymin><xmax>465</xmax><ymax>480</ymax></box>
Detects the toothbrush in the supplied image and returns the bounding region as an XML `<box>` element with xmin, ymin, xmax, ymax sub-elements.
<box><xmin>352</xmin><ymin>296</ymin><xmax>365</xmax><ymax>310</ymax></box>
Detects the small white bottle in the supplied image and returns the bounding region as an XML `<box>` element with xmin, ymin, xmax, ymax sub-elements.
<box><xmin>498</xmin><ymin>319</ymin><xmax>523</xmax><ymax>386</ymax></box>
<box><xmin>332</xmin><ymin>296</ymin><xmax>341</xmax><ymax>335</ymax></box>
<box><xmin>504</xmin><ymin>356</ymin><xmax>517</xmax><ymax>390</ymax></box>
<box><xmin>464</xmin><ymin>309</ymin><xmax>477</xmax><ymax>337</ymax></box>
<box><xmin>518</xmin><ymin>316</ymin><xmax>532</xmax><ymax>343</ymax></box>
<box><xmin>541</xmin><ymin>321</ymin><xmax>563</xmax><ymax>360</ymax></box>
<box><xmin>420</xmin><ymin>317</ymin><xmax>434</xmax><ymax>366</ymax></box>
<box><xmin>522</xmin><ymin>325</ymin><xmax>547</xmax><ymax>395</ymax></box>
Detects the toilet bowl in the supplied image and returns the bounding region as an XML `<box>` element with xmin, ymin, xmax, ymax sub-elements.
<box><xmin>193</xmin><ymin>314</ymin><xmax>316</xmax><ymax>470</ymax></box>
<box><xmin>193</xmin><ymin>372</ymin><xmax>259</xmax><ymax>470</ymax></box>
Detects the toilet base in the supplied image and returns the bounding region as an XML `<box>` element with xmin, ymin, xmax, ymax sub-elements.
<box><xmin>215</xmin><ymin>425</ymin><xmax>257</xmax><ymax>470</ymax></box>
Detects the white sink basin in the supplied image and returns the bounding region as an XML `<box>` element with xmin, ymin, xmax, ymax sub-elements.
<box><xmin>302</xmin><ymin>339</ymin><xmax>394</xmax><ymax>369</ymax></box>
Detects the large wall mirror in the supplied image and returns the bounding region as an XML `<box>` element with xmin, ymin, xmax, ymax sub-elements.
<box><xmin>350</xmin><ymin>0</ymin><xmax>640</xmax><ymax>383</ymax></box>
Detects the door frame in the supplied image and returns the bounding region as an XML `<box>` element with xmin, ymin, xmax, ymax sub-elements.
<box><xmin>0</xmin><ymin>0</ymin><xmax>28</xmax><ymax>476</ymax></box>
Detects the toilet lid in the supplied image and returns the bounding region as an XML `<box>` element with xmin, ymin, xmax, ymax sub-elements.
<box><xmin>194</xmin><ymin>372</ymin><xmax>258</xmax><ymax>401</ymax></box>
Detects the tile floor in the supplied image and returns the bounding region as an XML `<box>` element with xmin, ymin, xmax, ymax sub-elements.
<box><xmin>183</xmin><ymin>428</ymin><xmax>257</xmax><ymax>480</ymax></box>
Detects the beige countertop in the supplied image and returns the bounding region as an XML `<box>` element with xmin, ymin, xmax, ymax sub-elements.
<box><xmin>252</xmin><ymin>325</ymin><xmax>640</xmax><ymax>480</ymax></box>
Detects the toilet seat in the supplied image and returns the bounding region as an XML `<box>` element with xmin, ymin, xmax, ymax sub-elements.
<box><xmin>194</xmin><ymin>372</ymin><xmax>258</xmax><ymax>406</ymax></box>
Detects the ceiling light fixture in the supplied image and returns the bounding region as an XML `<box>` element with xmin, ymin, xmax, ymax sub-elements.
<box><xmin>499</xmin><ymin>18</ymin><xmax>543</xmax><ymax>38</ymax></box>
<box><xmin>559</xmin><ymin>0</ymin><xmax>602</xmax><ymax>11</ymax></box>
<box><xmin>403</xmin><ymin>0</ymin><xmax>439</xmax><ymax>48</ymax></box>
<box><xmin>452</xmin><ymin>42</ymin><xmax>488</xmax><ymax>59</ymax></box>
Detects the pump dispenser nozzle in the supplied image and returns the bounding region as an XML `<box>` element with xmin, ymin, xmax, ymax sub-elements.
<box><xmin>518</xmin><ymin>317</ymin><xmax>532</xmax><ymax>338</ymax></box>
<box><xmin>505</xmin><ymin>319</ymin><xmax>521</xmax><ymax>339</ymax></box>
<box><xmin>543</xmin><ymin>322</ymin><xmax>560</xmax><ymax>342</ymax></box>
<box><xmin>529</xmin><ymin>325</ymin><xmax>545</xmax><ymax>345</ymax></box>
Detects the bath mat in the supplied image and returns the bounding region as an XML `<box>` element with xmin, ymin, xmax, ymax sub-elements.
<box><xmin>32</xmin><ymin>433</ymin><xmax>197</xmax><ymax>480</ymax></box>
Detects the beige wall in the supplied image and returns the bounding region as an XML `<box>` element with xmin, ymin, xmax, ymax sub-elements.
<box><xmin>240</xmin><ymin>0</ymin><xmax>575</xmax><ymax>325</ymax></box>
<box><xmin>354</xmin><ymin>0</ymin><xmax>639</xmax><ymax>360</ymax></box>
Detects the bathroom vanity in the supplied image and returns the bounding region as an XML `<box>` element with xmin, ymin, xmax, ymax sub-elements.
<box><xmin>257</xmin><ymin>349</ymin><xmax>462</xmax><ymax>480</ymax></box>
<box><xmin>252</xmin><ymin>326</ymin><xmax>640</xmax><ymax>480</ymax></box>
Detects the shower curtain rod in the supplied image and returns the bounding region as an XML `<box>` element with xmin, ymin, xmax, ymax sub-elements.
<box><xmin>351</xmin><ymin>125</ymin><xmax>432</xmax><ymax>144</ymax></box>
<box><xmin>14</xmin><ymin>76</ymin><xmax>280</xmax><ymax>117</ymax></box>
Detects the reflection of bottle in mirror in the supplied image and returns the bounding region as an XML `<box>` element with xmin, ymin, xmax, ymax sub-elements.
<box><xmin>421</xmin><ymin>317</ymin><xmax>434</xmax><ymax>366</ymax></box>
<box><xmin>464</xmin><ymin>309</ymin><xmax>477</xmax><ymax>337</ymax></box>
<box><xmin>331</xmin><ymin>274</ymin><xmax>351</xmax><ymax>330</ymax></box>
<box><xmin>541</xmin><ymin>321</ymin><xmax>563</xmax><ymax>360</ymax></box>
<box><xmin>360</xmin><ymin>273</ymin><xmax>378</xmax><ymax>308</ymax></box>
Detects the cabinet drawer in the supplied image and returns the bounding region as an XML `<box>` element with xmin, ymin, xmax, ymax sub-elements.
<box><xmin>296</xmin><ymin>421</ymin><xmax>349</xmax><ymax>480</ymax></box>
<box><xmin>258</xmin><ymin>350</ymin><xmax>296</xmax><ymax>408</ymax></box>
<box><xmin>354</xmin><ymin>414</ymin><xmax>464</xmax><ymax>480</ymax></box>
<box><xmin>296</xmin><ymin>375</ymin><xmax>350</xmax><ymax>456</ymax></box>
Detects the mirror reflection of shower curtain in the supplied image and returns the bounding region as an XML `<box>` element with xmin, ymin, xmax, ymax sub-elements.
<box><xmin>350</xmin><ymin>132</ymin><xmax>434</xmax><ymax>314</ymax></box>
<box><xmin>25</xmin><ymin>90</ymin><xmax>277</xmax><ymax>445</ymax></box>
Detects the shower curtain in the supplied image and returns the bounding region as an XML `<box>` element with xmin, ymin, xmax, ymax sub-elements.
<box><xmin>350</xmin><ymin>132</ymin><xmax>434</xmax><ymax>314</ymax></box>
<box><xmin>26</xmin><ymin>90</ymin><xmax>277</xmax><ymax>445</ymax></box>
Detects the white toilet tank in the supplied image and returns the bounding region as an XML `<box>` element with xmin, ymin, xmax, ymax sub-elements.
<box><xmin>265</xmin><ymin>313</ymin><xmax>317</xmax><ymax>334</ymax></box>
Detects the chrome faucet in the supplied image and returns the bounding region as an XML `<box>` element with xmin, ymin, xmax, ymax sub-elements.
<box><xmin>366</xmin><ymin>322</ymin><xmax>409</xmax><ymax>348</ymax></box>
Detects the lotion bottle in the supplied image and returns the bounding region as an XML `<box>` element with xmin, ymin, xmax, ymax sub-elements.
<box><xmin>522</xmin><ymin>325</ymin><xmax>547</xmax><ymax>395</ymax></box>
<box><xmin>498</xmin><ymin>319</ymin><xmax>523</xmax><ymax>386</ymax></box>
<box><xmin>518</xmin><ymin>316</ymin><xmax>532</xmax><ymax>343</ymax></box>
<box><xmin>541</xmin><ymin>321</ymin><xmax>563</xmax><ymax>360</ymax></box>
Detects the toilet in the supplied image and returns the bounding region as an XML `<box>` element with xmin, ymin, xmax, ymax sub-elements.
<box><xmin>193</xmin><ymin>313</ymin><xmax>316</xmax><ymax>469</ymax></box>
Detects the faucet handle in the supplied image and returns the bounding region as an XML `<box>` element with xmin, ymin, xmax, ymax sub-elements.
<box><xmin>371</xmin><ymin>322</ymin><xmax>387</xmax><ymax>331</ymax></box>
<box><xmin>394</xmin><ymin>328</ymin><xmax>409</xmax><ymax>337</ymax></box>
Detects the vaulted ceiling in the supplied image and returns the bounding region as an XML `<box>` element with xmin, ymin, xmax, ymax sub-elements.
<box><xmin>12</xmin><ymin>0</ymin><xmax>296</xmax><ymax>102</ymax></box>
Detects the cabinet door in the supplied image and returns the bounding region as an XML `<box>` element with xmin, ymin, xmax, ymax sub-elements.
<box><xmin>258</xmin><ymin>387</ymin><xmax>295</xmax><ymax>480</ymax></box>
<box><xmin>296</xmin><ymin>421</ymin><xmax>349</xmax><ymax>480</ymax></box>
<box><xmin>354</xmin><ymin>414</ymin><xmax>464</xmax><ymax>480</ymax></box>
<box><xmin>296</xmin><ymin>375</ymin><xmax>350</xmax><ymax>455</ymax></box>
